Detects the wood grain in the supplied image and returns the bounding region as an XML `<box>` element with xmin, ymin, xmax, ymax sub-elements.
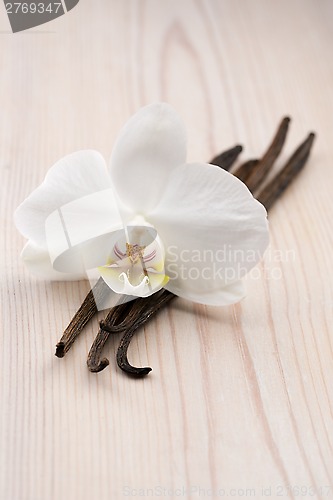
<box><xmin>1</xmin><ymin>0</ymin><xmax>333</xmax><ymax>498</ymax></box>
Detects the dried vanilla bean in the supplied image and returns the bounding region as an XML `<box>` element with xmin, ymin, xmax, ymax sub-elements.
<box><xmin>87</xmin><ymin>300</ymin><xmax>133</xmax><ymax>372</ymax></box>
<box><xmin>211</xmin><ymin>144</ymin><xmax>243</xmax><ymax>171</ymax></box>
<box><xmin>55</xmin><ymin>278</ymin><xmax>110</xmax><ymax>358</ymax></box>
<box><xmin>115</xmin><ymin>290</ymin><xmax>175</xmax><ymax>376</ymax></box>
<box><xmin>234</xmin><ymin>116</ymin><xmax>290</xmax><ymax>191</ymax></box>
<box><xmin>233</xmin><ymin>159</ymin><xmax>259</xmax><ymax>184</ymax></box>
<box><xmin>257</xmin><ymin>132</ymin><xmax>315</xmax><ymax>210</ymax></box>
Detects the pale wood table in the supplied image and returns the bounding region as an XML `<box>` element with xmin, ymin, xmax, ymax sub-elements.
<box><xmin>1</xmin><ymin>1</ymin><xmax>333</xmax><ymax>499</ymax></box>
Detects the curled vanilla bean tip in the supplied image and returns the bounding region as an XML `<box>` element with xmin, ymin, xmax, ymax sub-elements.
<box><xmin>88</xmin><ymin>357</ymin><xmax>110</xmax><ymax>373</ymax></box>
<box><xmin>99</xmin><ymin>318</ymin><xmax>129</xmax><ymax>334</ymax></box>
<box><xmin>87</xmin><ymin>346</ymin><xmax>110</xmax><ymax>371</ymax></box>
<box><xmin>99</xmin><ymin>320</ymin><xmax>110</xmax><ymax>331</ymax></box>
<box><xmin>87</xmin><ymin>323</ymin><xmax>113</xmax><ymax>373</ymax></box>
<box><xmin>211</xmin><ymin>144</ymin><xmax>243</xmax><ymax>171</ymax></box>
<box><xmin>117</xmin><ymin>328</ymin><xmax>152</xmax><ymax>377</ymax></box>
<box><xmin>123</xmin><ymin>366</ymin><xmax>152</xmax><ymax>377</ymax></box>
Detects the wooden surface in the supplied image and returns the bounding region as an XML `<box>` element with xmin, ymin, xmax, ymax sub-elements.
<box><xmin>1</xmin><ymin>1</ymin><xmax>333</xmax><ymax>498</ymax></box>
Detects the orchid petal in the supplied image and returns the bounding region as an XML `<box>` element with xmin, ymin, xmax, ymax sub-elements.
<box><xmin>21</xmin><ymin>241</ymin><xmax>86</xmax><ymax>281</ymax></box>
<box><xmin>45</xmin><ymin>190</ymin><xmax>124</xmax><ymax>274</ymax></box>
<box><xmin>14</xmin><ymin>150</ymin><xmax>111</xmax><ymax>246</ymax></box>
<box><xmin>148</xmin><ymin>163</ymin><xmax>269</xmax><ymax>304</ymax></box>
<box><xmin>110</xmin><ymin>103</ymin><xmax>187</xmax><ymax>214</ymax></box>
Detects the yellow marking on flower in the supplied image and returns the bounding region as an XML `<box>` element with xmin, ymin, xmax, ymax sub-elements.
<box><xmin>151</xmin><ymin>258</ymin><xmax>165</xmax><ymax>273</ymax></box>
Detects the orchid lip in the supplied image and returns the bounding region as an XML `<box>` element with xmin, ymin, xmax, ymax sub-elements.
<box><xmin>98</xmin><ymin>221</ymin><xmax>169</xmax><ymax>298</ymax></box>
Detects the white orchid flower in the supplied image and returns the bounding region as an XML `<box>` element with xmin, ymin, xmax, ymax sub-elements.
<box><xmin>14</xmin><ymin>103</ymin><xmax>269</xmax><ymax>306</ymax></box>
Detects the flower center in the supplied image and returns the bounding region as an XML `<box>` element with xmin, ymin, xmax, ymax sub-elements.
<box><xmin>98</xmin><ymin>221</ymin><xmax>169</xmax><ymax>298</ymax></box>
<box><xmin>126</xmin><ymin>242</ymin><xmax>146</xmax><ymax>264</ymax></box>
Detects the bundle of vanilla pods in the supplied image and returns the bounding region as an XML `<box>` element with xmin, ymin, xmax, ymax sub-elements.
<box><xmin>55</xmin><ymin>117</ymin><xmax>315</xmax><ymax>377</ymax></box>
